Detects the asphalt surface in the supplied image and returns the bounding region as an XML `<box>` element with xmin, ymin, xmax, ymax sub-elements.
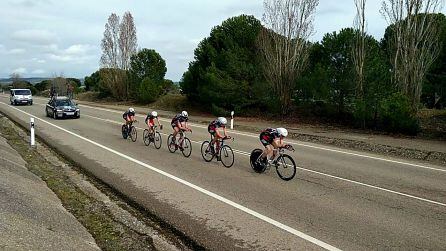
<box><xmin>1</xmin><ymin>95</ymin><xmax>445</xmax><ymax>250</ymax></box>
<box><xmin>0</xmin><ymin>135</ymin><xmax>99</xmax><ymax>251</ymax></box>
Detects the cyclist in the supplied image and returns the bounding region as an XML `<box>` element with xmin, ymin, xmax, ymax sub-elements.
<box><xmin>145</xmin><ymin>111</ymin><xmax>162</xmax><ymax>134</ymax></box>
<box><xmin>208</xmin><ymin>117</ymin><xmax>230</xmax><ymax>155</ymax></box>
<box><xmin>170</xmin><ymin>111</ymin><xmax>192</xmax><ymax>146</ymax></box>
<box><xmin>258</xmin><ymin>127</ymin><xmax>290</xmax><ymax>165</ymax></box>
<box><xmin>123</xmin><ymin>108</ymin><xmax>136</xmax><ymax>131</ymax></box>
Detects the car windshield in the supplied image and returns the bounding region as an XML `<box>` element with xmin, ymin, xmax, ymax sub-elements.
<box><xmin>14</xmin><ymin>90</ymin><xmax>31</xmax><ymax>95</ymax></box>
<box><xmin>55</xmin><ymin>100</ymin><xmax>74</xmax><ymax>107</ymax></box>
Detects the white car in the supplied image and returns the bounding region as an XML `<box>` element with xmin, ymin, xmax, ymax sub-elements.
<box><xmin>10</xmin><ymin>89</ymin><xmax>33</xmax><ymax>105</ymax></box>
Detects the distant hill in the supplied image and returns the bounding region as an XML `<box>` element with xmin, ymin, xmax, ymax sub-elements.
<box><xmin>0</xmin><ymin>77</ymin><xmax>83</xmax><ymax>85</ymax></box>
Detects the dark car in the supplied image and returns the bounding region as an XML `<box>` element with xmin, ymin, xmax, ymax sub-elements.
<box><xmin>46</xmin><ymin>96</ymin><xmax>80</xmax><ymax>119</ymax></box>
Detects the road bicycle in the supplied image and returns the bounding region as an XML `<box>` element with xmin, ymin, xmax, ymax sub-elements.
<box><xmin>201</xmin><ymin>136</ymin><xmax>234</xmax><ymax>168</ymax></box>
<box><xmin>167</xmin><ymin>130</ymin><xmax>192</xmax><ymax>157</ymax></box>
<box><xmin>121</xmin><ymin>121</ymin><xmax>137</xmax><ymax>142</ymax></box>
<box><xmin>143</xmin><ymin>125</ymin><xmax>163</xmax><ymax>149</ymax></box>
<box><xmin>249</xmin><ymin>145</ymin><xmax>297</xmax><ymax>181</ymax></box>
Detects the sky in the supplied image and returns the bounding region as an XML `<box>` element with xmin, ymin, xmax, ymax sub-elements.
<box><xmin>0</xmin><ymin>0</ymin><xmax>444</xmax><ymax>81</ymax></box>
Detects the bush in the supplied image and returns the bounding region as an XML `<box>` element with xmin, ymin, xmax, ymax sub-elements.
<box><xmin>151</xmin><ymin>94</ymin><xmax>189</xmax><ymax>111</ymax></box>
<box><xmin>137</xmin><ymin>78</ymin><xmax>162</xmax><ymax>103</ymax></box>
<box><xmin>379</xmin><ymin>93</ymin><xmax>420</xmax><ymax>135</ymax></box>
<box><xmin>211</xmin><ymin>103</ymin><xmax>229</xmax><ymax>117</ymax></box>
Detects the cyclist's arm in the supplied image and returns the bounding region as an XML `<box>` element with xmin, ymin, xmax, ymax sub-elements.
<box><xmin>156</xmin><ymin>118</ymin><xmax>161</xmax><ymax>127</ymax></box>
<box><xmin>223</xmin><ymin>127</ymin><xmax>228</xmax><ymax>137</ymax></box>
<box><xmin>215</xmin><ymin>128</ymin><xmax>223</xmax><ymax>138</ymax></box>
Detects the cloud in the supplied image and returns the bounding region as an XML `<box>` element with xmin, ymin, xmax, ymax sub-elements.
<box><xmin>11</xmin><ymin>29</ymin><xmax>58</xmax><ymax>45</ymax></box>
<box><xmin>8</xmin><ymin>48</ymin><xmax>26</xmax><ymax>54</ymax></box>
<box><xmin>12</xmin><ymin>67</ymin><xmax>27</xmax><ymax>74</ymax></box>
<box><xmin>47</xmin><ymin>44</ymin><xmax>95</xmax><ymax>63</ymax></box>
<box><xmin>31</xmin><ymin>69</ymin><xmax>45</xmax><ymax>74</ymax></box>
<box><xmin>32</xmin><ymin>58</ymin><xmax>46</xmax><ymax>63</ymax></box>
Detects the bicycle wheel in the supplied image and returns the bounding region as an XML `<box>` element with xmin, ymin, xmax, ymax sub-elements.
<box><xmin>154</xmin><ymin>132</ymin><xmax>162</xmax><ymax>149</ymax></box>
<box><xmin>275</xmin><ymin>154</ymin><xmax>296</xmax><ymax>181</ymax></box>
<box><xmin>167</xmin><ymin>134</ymin><xmax>177</xmax><ymax>153</ymax></box>
<box><xmin>220</xmin><ymin>145</ymin><xmax>234</xmax><ymax>168</ymax></box>
<box><xmin>201</xmin><ymin>141</ymin><xmax>214</xmax><ymax>162</ymax></box>
<box><xmin>143</xmin><ymin>129</ymin><xmax>151</xmax><ymax>146</ymax></box>
<box><xmin>181</xmin><ymin>137</ymin><xmax>192</xmax><ymax>157</ymax></box>
<box><xmin>130</xmin><ymin>126</ymin><xmax>137</xmax><ymax>142</ymax></box>
<box><xmin>250</xmin><ymin>149</ymin><xmax>267</xmax><ymax>173</ymax></box>
<box><xmin>121</xmin><ymin>125</ymin><xmax>128</xmax><ymax>139</ymax></box>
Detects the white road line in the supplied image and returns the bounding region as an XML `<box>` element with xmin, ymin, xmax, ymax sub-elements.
<box><xmin>29</xmin><ymin>97</ymin><xmax>443</xmax><ymax>172</ymax></box>
<box><xmin>0</xmin><ymin>101</ymin><xmax>341</xmax><ymax>251</ymax></box>
<box><xmin>78</xmin><ymin>113</ymin><xmax>446</xmax><ymax>208</ymax></box>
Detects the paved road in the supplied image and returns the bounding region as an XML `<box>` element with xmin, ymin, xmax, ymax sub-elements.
<box><xmin>1</xmin><ymin>95</ymin><xmax>445</xmax><ymax>250</ymax></box>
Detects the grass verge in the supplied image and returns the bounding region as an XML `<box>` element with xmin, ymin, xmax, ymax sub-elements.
<box><xmin>0</xmin><ymin>114</ymin><xmax>202</xmax><ymax>251</ymax></box>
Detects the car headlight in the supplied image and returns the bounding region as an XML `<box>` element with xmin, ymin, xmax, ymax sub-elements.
<box><xmin>76</xmin><ymin>108</ymin><xmax>80</xmax><ymax>111</ymax></box>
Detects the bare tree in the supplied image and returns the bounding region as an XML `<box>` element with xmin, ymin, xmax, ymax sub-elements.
<box><xmin>100</xmin><ymin>13</ymin><xmax>120</xmax><ymax>69</ymax></box>
<box><xmin>353</xmin><ymin>0</ymin><xmax>367</xmax><ymax>99</ymax></box>
<box><xmin>119</xmin><ymin>12</ymin><xmax>137</xmax><ymax>98</ymax></box>
<box><xmin>119</xmin><ymin>12</ymin><xmax>138</xmax><ymax>71</ymax></box>
<box><xmin>259</xmin><ymin>0</ymin><xmax>319</xmax><ymax>114</ymax></box>
<box><xmin>381</xmin><ymin>0</ymin><xmax>444</xmax><ymax>109</ymax></box>
<box><xmin>51</xmin><ymin>73</ymin><xmax>68</xmax><ymax>97</ymax></box>
<box><xmin>10</xmin><ymin>73</ymin><xmax>21</xmax><ymax>86</ymax></box>
<box><xmin>100</xmin><ymin>12</ymin><xmax>137</xmax><ymax>100</ymax></box>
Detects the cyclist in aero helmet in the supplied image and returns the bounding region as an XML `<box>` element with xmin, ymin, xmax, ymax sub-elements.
<box><xmin>207</xmin><ymin>117</ymin><xmax>231</xmax><ymax>155</ymax></box>
<box><xmin>170</xmin><ymin>111</ymin><xmax>192</xmax><ymax>145</ymax></box>
<box><xmin>123</xmin><ymin>108</ymin><xmax>136</xmax><ymax>130</ymax></box>
<box><xmin>145</xmin><ymin>111</ymin><xmax>162</xmax><ymax>134</ymax></box>
<box><xmin>258</xmin><ymin>127</ymin><xmax>291</xmax><ymax>164</ymax></box>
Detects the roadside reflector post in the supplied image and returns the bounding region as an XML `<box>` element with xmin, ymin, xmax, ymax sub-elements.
<box><xmin>230</xmin><ymin>111</ymin><xmax>234</xmax><ymax>130</ymax></box>
<box><xmin>30</xmin><ymin>117</ymin><xmax>35</xmax><ymax>147</ymax></box>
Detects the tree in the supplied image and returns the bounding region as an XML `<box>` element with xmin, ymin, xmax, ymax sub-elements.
<box><xmin>137</xmin><ymin>77</ymin><xmax>162</xmax><ymax>103</ymax></box>
<box><xmin>180</xmin><ymin>15</ymin><xmax>267</xmax><ymax>114</ymax></box>
<box><xmin>381</xmin><ymin>0</ymin><xmax>444</xmax><ymax>109</ymax></box>
<box><xmin>35</xmin><ymin>80</ymin><xmax>51</xmax><ymax>92</ymax></box>
<box><xmin>130</xmin><ymin>48</ymin><xmax>166</xmax><ymax>82</ymax></box>
<box><xmin>259</xmin><ymin>0</ymin><xmax>319</xmax><ymax>114</ymax></box>
<box><xmin>119</xmin><ymin>12</ymin><xmax>138</xmax><ymax>71</ymax></box>
<box><xmin>100</xmin><ymin>12</ymin><xmax>138</xmax><ymax>100</ymax></box>
<box><xmin>100</xmin><ymin>13</ymin><xmax>120</xmax><ymax>69</ymax></box>
<box><xmin>84</xmin><ymin>71</ymin><xmax>101</xmax><ymax>91</ymax></box>
<box><xmin>422</xmin><ymin>13</ymin><xmax>446</xmax><ymax>108</ymax></box>
<box><xmin>352</xmin><ymin>0</ymin><xmax>367</xmax><ymax>127</ymax></box>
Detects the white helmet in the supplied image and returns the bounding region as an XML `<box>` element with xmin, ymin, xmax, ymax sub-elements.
<box><xmin>151</xmin><ymin>111</ymin><xmax>158</xmax><ymax>117</ymax></box>
<box><xmin>277</xmin><ymin>128</ymin><xmax>288</xmax><ymax>137</ymax></box>
<box><xmin>129</xmin><ymin>107</ymin><xmax>135</xmax><ymax>113</ymax></box>
<box><xmin>181</xmin><ymin>111</ymin><xmax>188</xmax><ymax>118</ymax></box>
<box><xmin>217</xmin><ymin>117</ymin><xmax>227</xmax><ymax>125</ymax></box>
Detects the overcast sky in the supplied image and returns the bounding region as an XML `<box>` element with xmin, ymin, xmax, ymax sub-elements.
<box><xmin>0</xmin><ymin>0</ymin><xmax>444</xmax><ymax>81</ymax></box>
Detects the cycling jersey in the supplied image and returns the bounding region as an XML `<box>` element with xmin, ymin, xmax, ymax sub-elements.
<box><xmin>145</xmin><ymin>114</ymin><xmax>157</xmax><ymax>126</ymax></box>
<box><xmin>259</xmin><ymin>128</ymin><xmax>280</xmax><ymax>146</ymax></box>
<box><xmin>171</xmin><ymin>114</ymin><xmax>188</xmax><ymax>128</ymax></box>
<box><xmin>208</xmin><ymin>120</ymin><xmax>225</xmax><ymax>134</ymax></box>
<box><xmin>123</xmin><ymin>111</ymin><xmax>135</xmax><ymax>120</ymax></box>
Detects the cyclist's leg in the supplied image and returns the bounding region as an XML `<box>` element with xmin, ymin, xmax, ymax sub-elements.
<box><xmin>271</xmin><ymin>139</ymin><xmax>281</xmax><ymax>160</ymax></box>
<box><xmin>215</xmin><ymin>128</ymin><xmax>224</xmax><ymax>152</ymax></box>
<box><xmin>172</xmin><ymin>126</ymin><xmax>179</xmax><ymax>144</ymax></box>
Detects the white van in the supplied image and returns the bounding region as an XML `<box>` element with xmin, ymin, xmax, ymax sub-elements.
<box><xmin>10</xmin><ymin>89</ymin><xmax>33</xmax><ymax>105</ymax></box>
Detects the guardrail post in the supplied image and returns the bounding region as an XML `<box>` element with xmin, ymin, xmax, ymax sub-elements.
<box><xmin>230</xmin><ymin>111</ymin><xmax>234</xmax><ymax>130</ymax></box>
<box><xmin>30</xmin><ymin>117</ymin><xmax>35</xmax><ymax>147</ymax></box>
